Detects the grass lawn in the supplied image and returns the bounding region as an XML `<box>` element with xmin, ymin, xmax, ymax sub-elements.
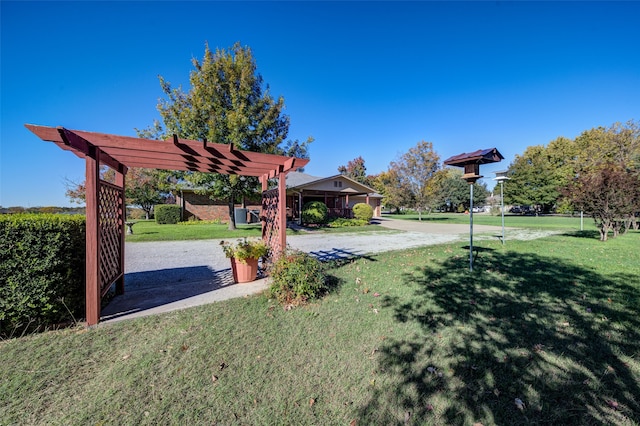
<box><xmin>125</xmin><ymin>220</ymin><xmax>395</xmax><ymax>242</ymax></box>
<box><xmin>1</xmin><ymin>231</ymin><xmax>639</xmax><ymax>425</ymax></box>
<box><xmin>385</xmin><ymin>212</ymin><xmax>598</xmax><ymax>231</ymax></box>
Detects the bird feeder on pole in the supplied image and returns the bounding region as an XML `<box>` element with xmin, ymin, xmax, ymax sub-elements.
<box><xmin>443</xmin><ymin>148</ymin><xmax>504</xmax><ymax>271</ymax></box>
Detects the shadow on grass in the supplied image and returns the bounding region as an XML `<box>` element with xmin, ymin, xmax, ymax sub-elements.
<box><xmin>563</xmin><ymin>230</ymin><xmax>601</xmax><ymax>239</ymax></box>
<box><xmin>359</xmin><ymin>249</ymin><xmax>640</xmax><ymax>425</ymax></box>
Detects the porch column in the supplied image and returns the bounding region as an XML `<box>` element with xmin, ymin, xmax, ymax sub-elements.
<box><xmin>298</xmin><ymin>192</ymin><xmax>302</xmax><ymax>225</ymax></box>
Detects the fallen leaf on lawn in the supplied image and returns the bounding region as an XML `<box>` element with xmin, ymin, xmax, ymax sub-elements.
<box><xmin>355</xmin><ymin>277</ymin><xmax>362</xmax><ymax>285</ymax></box>
<box><xmin>404</xmin><ymin>411</ymin><xmax>411</xmax><ymax>423</ymax></box>
<box><xmin>181</xmin><ymin>344</ymin><xmax>189</xmax><ymax>352</ymax></box>
<box><xmin>493</xmin><ymin>389</ymin><xmax>500</xmax><ymax>397</ymax></box>
<box><xmin>607</xmin><ymin>400</ymin><xmax>619</xmax><ymax>409</ymax></box>
<box><xmin>373</xmin><ymin>292</ymin><xmax>380</xmax><ymax>297</ymax></box>
<box><xmin>211</xmin><ymin>374</ymin><xmax>218</xmax><ymax>383</ymax></box>
<box><xmin>350</xmin><ymin>419</ymin><xmax>357</xmax><ymax>426</ymax></box>
<box><xmin>219</xmin><ymin>362</ymin><xmax>227</xmax><ymax>370</ymax></box>
<box><xmin>373</xmin><ymin>308</ymin><xmax>379</xmax><ymax>314</ymax></box>
<box><xmin>514</xmin><ymin>398</ymin><xmax>525</xmax><ymax>410</ymax></box>
<box><xmin>309</xmin><ymin>398</ymin><xmax>315</xmax><ymax>407</ymax></box>
<box><xmin>427</xmin><ymin>366</ymin><xmax>436</xmax><ymax>374</ymax></box>
<box><xmin>122</xmin><ymin>354</ymin><xmax>131</xmax><ymax>360</ymax></box>
<box><xmin>473</xmin><ymin>423</ymin><xmax>484</xmax><ymax>426</ymax></box>
<box><xmin>425</xmin><ymin>403</ymin><xmax>434</xmax><ymax>411</ymax></box>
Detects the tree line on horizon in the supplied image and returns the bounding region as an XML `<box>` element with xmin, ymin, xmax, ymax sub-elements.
<box><xmin>337</xmin><ymin>120</ymin><xmax>639</xmax><ymax>241</ymax></box>
<box><xmin>55</xmin><ymin>41</ymin><xmax>637</xmax><ymax>241</ymax></box>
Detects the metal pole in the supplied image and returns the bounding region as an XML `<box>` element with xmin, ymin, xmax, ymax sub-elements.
<box><xmin>580</xmin><ymin>211</ymin><xmax>584</xmax><ymax>231</ymax></box>
<box><xmin>500</xmin><ymin>181</ymin><xmax>505</xmax><ymax>244</ymax></box>
<box><xmin>469</xmin><ymin>183</ymin><xmax>474</xmax><ymax>271</ymax></box>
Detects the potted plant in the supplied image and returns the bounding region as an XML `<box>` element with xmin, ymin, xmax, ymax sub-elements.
<box><xmin>220</xmin><ymin>238</ymin><xmax>270</xmax><ymax>283</ymax></box>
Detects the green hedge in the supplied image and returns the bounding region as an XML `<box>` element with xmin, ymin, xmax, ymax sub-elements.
<box><xmin>301</xmin><ymin>201</ymin><xmax>328</xmax><ymax>225</ymax></box>
<box><xmin>154</xmin><ymin>204</ymin><xmax>181</xmax><ymax>224</ymax></box>
<box><xmin>352</xmin><ymin>203</ymin><xmax>373</xmax><ymax>222</ymax></box>
<box><xmin>0</xmin><ymin>214</ymin><xmax>85</xmax><ymax>337</ymax></box>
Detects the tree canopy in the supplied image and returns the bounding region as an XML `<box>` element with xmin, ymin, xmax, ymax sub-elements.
<box><xmin>338</xmin><ymin>156</ymin><xmax>369</xmax><ymax>185</ymax></box>
<box><xmin>388</xmin><ymin>141</ymin><xmax>441</xmax><ymax>219</ymax></box>
<box><xmin>154</xmin><ymin>42</ymin><xmax>293</xmax><ymax>229</ymax></box>
<box><xmin>503</xmin><ymin>119</ymin><xmax>639</xmax><ymax>239</ymax></box>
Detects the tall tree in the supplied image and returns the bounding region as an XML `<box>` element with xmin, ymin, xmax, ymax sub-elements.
<box><xmin>436</xmin><ymin>168</ymin><xmax>488</xmax><ymax>212</ymax></box>
<box><xmin>370</xmin><ymin>169</ymin><xmax>412</xmax><ymax>214</ymax></box>
<box><xmin>391</xmin><ymin>141</ymin><xmax>441</xmax><ymax>220</ymax></box>
<box><xmin>564</xmin><ymin>120</ymin><xmax>640</xmax><ymax>239</ymax></box>
<box><xmin>564</xmin><ymin>162</ymin><xmax>638</xmax><ymax>240</ymax></box>
<box><xmin>338</xmin><ymin>156</ymin><xmax>369</xmax><ymax>185</ymax></box>
<box><xmin>123</xmin><ymin>168</ymin><xmax>166</xmax><ymax>219</ymax></box>
<box><xmin>280</xmin><ymin>137</ymin><xmax>313</xmax><ymax>172</ymax></box>
<box><xmin>503</xmin><ymin>144</ymin><xmax>563</xmax><ymax>213</ymax></box>
<box><xmin>156</xmin><ymin>42</ymin><xmax>290</xmax><ymax>229</ymax></box>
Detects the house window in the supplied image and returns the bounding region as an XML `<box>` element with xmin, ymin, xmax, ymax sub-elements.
<box><xmin>333</xmin><ymin>181</ymin><xmax>342</xmax><ymax>188</ymax></box>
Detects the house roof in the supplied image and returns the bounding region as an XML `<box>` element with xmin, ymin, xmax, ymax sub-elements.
<box><xmin>286</xmin><ymin>171</ymin><xmax>382</xmax><ymax>197</ymax></box>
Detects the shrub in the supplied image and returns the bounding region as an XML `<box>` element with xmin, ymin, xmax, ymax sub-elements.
<box><xmin>269</xmin><ymin>249</ymin><xmax>326</xmax><ymax>305</ymax></box>
<box><xmin>301</xmin><ymin>201</ymin><xmax>328</xmax><ymax>225</ymax></box>
<box><xmin>328</xmin><ymin>217</ymin><xmax>369</xmax><ymax>228</ymax></box>
<box><xmin>352</xmin><ymin>203</ymin><xmax>373</xmax><ymax>222</ymax></box>
<box><xmin>0</xmin><ymin>214</ymin><xmax>85</xmax><ymax>337</ymax></box>
<box><xmin>154</xmin><ymin>204</ymin><xmax>181</xmax><ymax>224</ymax></box>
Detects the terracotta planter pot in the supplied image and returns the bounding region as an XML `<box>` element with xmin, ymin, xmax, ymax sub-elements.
<box><xmin>230</xmin><ymin>257</ymin><xmax>259</xmax><ymax>283</ymax></box>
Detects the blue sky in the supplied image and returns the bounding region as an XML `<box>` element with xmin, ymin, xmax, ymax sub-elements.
<box><xmin>1</xmin><ymin>1</ymin><xmax>639</xmax><ymax>207</ymax></box>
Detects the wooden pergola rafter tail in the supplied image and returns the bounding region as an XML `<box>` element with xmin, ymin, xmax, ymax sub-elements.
<box><xmin>25</xmin><ymin>123</ymin><xmax>309</xmax><ymax>326</ymax></box>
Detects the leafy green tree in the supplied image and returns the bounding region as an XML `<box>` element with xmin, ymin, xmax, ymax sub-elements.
<box><xmin>503</xmin><ymin>144</ymin><xmax>563</xmax><ymax>213</ymax></box>
<box><xmin>280</xmin><ymin>137</ymin><xmax>313</xmax><ymax>172</ymax></box>
<box><xmin>123</xmin><ymin>168</ymin><xmax>166</xmax><ymax>219</ymax></box>
<box><xmin>391</xmin><ymin>141</ymin><xmax>441</xmax><ymax>220</ymax></box>
<box><xmin>563</xmin><ymin>120</ymin><xmax>640</xmax><ymax>238</ymax></box>
<box><xmin>564</xmin><ymin>162</ymin><xmax>638</xmax><ymax>240</ymax></box>
<box><xmin>338</xmin><ymin>156</ymin><xmax>369</xmax><ymax>185</ymax></box>
<box><xmin>370</xmin><ymin>169</ymin><xmax>412</xmax><ymax>214</ymax></box>
<box><xmin>156</xmin><ymin>42</ymin><xmax>290</xmax><ymax>229</ymax></box>
<box><xmin>437</xmin><ymin>168</ymin><xmax>488</xmax><ymax>212</ymax></box>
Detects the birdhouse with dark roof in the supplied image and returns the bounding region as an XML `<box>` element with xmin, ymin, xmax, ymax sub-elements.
<box><xmin>443</xmin><ymin>148</ymin><xmax>504</xmax><ymax>183</ymax></box>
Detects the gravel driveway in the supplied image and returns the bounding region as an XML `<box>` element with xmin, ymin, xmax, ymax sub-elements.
<box><xmin>102</xmin><ymin>218</ymin><xmax>560</xmax><ymax>322</ymax></box>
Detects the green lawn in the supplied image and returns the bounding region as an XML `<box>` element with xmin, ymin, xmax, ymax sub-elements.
<box><xmin>1</xmin><ymin>230</ymin><xmax>638</xmax><ymax>425</ymax></box>
<box><xmin>385</xmin><ymin>212</ymin><xmax>598</xmax><ymax>230</ymax></box>
<box><xmin>125</xmin><ymin>220</ymin><xmax>395</xmax><ymax>242</ymax></box>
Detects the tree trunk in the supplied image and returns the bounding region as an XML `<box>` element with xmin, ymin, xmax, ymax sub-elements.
<box><xmin>228</xmin><ymin>194</ymin><xmax>236</xmax><ymax>230</ymax></box>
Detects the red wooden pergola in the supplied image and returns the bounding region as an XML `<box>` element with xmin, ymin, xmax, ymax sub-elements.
<box><xmin>25</xmin><ymin>124</ymin><xmax>309</xmax><ymax>326</ymax></box>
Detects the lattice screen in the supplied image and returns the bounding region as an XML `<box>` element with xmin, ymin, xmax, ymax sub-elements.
<box><xmin>98</xmin><ymin>180</ymin><xmax>124</xmax><ymax>297</ymax></box>
<box><xmin>262</xmin><ymin>188</ymin><xmax>282</xmax><ymax>257</ymax></box>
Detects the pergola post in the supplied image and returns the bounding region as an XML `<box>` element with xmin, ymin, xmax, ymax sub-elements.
<box><xmin>278</xmin><ymin>172</ymin><xmax>287</xmax><ymax>253</ymax></box>
<box><xmin>115</xmin><ymin>166</ymin><xmax>126</xmax><ymax>295</ymax></box>
<box><xmin>85</xmin><ymin>146</ymin><xmax>101</xmax><ymax>326</ymax></box>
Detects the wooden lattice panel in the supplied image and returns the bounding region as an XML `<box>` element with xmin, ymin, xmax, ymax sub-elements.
<box><xmin>262</xmin><ymin>188</ymin><xmax>281</xmax><ymax>257</ymax></box>
<box><xmin>98</xmin><ymin>180</ymin><xmax>124</xmax><ymax>296</ymax></box>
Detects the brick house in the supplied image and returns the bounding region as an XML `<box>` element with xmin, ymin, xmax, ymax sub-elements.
<box><xmin>175</xmin><ymin>172</ymin><xmax>382</xmax><ymax>223</ymax></box>
<box><xmin>285</xmin><ymin>172</ymin><xmax>382</xmax><ymax>222</ymax></box>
